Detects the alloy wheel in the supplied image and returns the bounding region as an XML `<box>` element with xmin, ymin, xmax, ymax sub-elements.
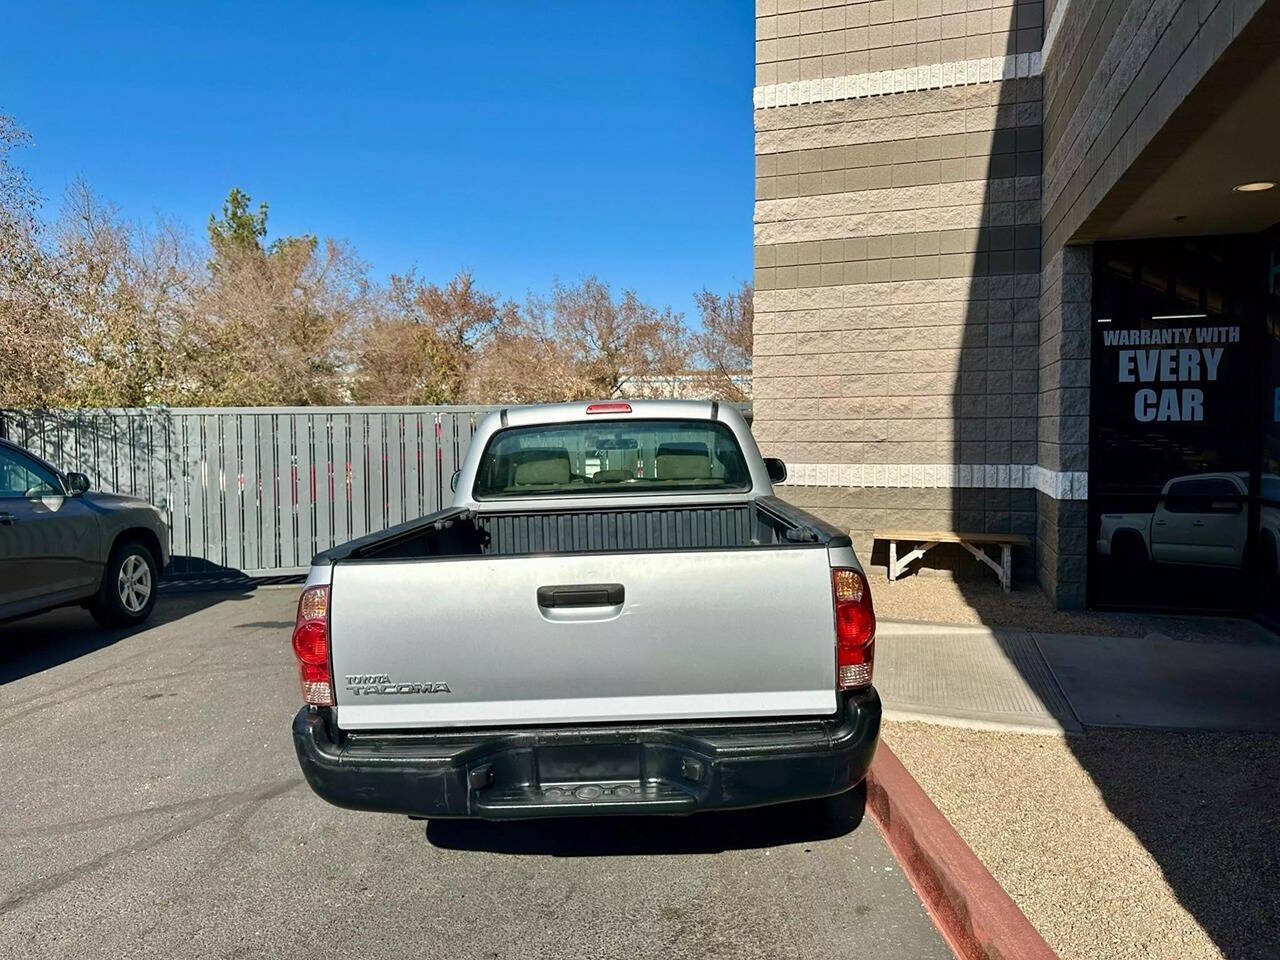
<box><xmin>117</xmin><ymin>555</ymin><xmax>152</xmax><ymax>613</ymax></box>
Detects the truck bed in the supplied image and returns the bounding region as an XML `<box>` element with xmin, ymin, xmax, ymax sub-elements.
<box><xmin>313</xmin><ymin>496</ymin><xmax>849</xmax><ymax>563</ymax></box>
<box><xmin>317</xmin><ymin>497</ymin><xmax>849</xmax><ymax>731</ymax></box>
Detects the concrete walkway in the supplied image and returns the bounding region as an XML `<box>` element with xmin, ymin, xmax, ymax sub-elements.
<box><xmin>876</xmin><ymin>619</ymin><xmax>1280</xmax><ymax>735</ymax></box>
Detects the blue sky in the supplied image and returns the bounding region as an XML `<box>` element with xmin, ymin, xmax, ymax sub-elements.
<box><xmin>2</xmin><ymin>1</ymin><xmax>754</xmax><ymax>320</ymax></box>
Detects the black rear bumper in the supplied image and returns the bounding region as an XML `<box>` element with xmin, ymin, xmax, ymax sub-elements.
<box><xmin>292</xmin><ymin>688</ymin><xmax>881</xmax><ymax>820</ymax></box>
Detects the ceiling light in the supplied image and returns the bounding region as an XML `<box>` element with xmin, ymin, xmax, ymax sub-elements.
<box><xmin>1232</xmin><ymin>181</ymin><xmax>1276</xmax><ymax>192</ymax></box>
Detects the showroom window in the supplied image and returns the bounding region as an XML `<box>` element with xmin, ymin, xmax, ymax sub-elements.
<box><xmin>1090</xmin><ymin>236</ymin><xmax>1267</xmax><ymax>612</ymax></box>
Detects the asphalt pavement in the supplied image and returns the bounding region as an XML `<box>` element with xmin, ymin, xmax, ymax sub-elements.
<box><xmin>0</xmin><ymin>588</ymin><xmax>949</xmax><ymax>960</ymax></box>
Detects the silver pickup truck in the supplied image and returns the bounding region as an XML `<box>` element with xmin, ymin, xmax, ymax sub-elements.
<box><xmin>291</xmin><ymin>400</ymin><xmax>880</xmax><ymax>820</ymax></box>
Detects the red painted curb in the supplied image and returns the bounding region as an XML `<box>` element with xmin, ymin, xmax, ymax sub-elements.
<box><xmin>866</xmin><ymin>744</ymin><xmax>1060</xmax><ymax>960</ymax></box>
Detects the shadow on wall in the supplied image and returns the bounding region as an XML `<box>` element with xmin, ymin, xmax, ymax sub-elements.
<box><xmin>941</xmin><ymin>7</ymin><xmax>1279</xmax><ymax>960</ymax></box>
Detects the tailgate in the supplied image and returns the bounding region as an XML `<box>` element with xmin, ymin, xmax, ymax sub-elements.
<box><xmin>328</xmin><ymin>548</ymin><xmax>837</xmax><ymax>730</ymax></box>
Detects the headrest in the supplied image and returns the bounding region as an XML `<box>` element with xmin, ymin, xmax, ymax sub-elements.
<box><xmin>656</xmin><ymin>442</ymin><xmax>710</xmax><ymax>458</ymax></box>
<box><xmin>656</xmin><ymin>442</ymin><xmax>711</xmax><ymax>480</ymax></box>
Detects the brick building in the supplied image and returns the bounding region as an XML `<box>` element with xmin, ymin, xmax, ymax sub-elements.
<box><xmin>752</xmin><ymin>0</ymin><xmax>1280</xmax><ymax>615</ymax></box>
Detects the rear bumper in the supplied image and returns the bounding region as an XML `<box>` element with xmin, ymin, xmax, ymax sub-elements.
<box><xmin>292</xmin><ymin>688</ymin><xmax>881</xmax><ymax>820</ymax></box>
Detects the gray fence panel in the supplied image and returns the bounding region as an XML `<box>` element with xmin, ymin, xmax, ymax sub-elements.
<box><xmin>438</xmin><ymin>413</ymin><xmax>457</xmax><ymax>513</ymax></box>
<box><xmin>295</xmin><ymin>413</ymin><xmax>315</xmax><ymax>566</ymax></box>
<box><xmin>240</xmin><ymin>412</ymin><xmax>260</xmax><ymax>573</ymax></box>
<box><xmin>349</xmin><ymin>412</ymin><xmax>369</xmax><ymax>542</ymax></box>
<box><xmin>277</xmin><ymin>414</ymin><xmax>299</xmax><ymax>571</ymax></box>
<box><xmin>405</xmin><ymin>413</ymin><xmax>423</xmax><ymax>519</ymax></box>
<box><xmin>424</xmin><ymin>413</ymin><xmax>442</xmax><ymax>511</ymax></box>
<box><xmin>331</xmin><ymin>413</ymin><xmax>351</xmax><ymax>548</ymax></box>
<box><xmin>221</xmin><ymin>412</ymin><xmax>243</xmax><ymax>572</ymax></box>
<box><xmin>370</xmin><ymin>413</ymin><xmax>388</xmax><ymax>535</ymax></box>
<box><xmin>185</xmin><ymin>413</ymin><xmax>208</xmax><ymax>571</ymax></box>
<box><xmin>256</xmin><ymin>414</ymin><xmax>277</xmax><ymax>572</ymax></box>
<box><xmin>386</xmin><ymin>413</ymin><xmax>404</xmax><ymax>530</ymax></box>
<box><xmin>200</xmin><ymin>413</ymin><xmax>221</xmax><ymax>568</ymax></box>
<box><xmin>169</xmin><ymin>414</ymin><xmax>189</xmax><ymax>568</ymax></box>
<box><xmin>0</xmin><ymin>403</ymin><xmax>748</xmax><ymax>576</ymax></box>
<box><xmin>314</xmin><ymin>415</ymin><xmax>333</xmax><ymax>563</ymax></box>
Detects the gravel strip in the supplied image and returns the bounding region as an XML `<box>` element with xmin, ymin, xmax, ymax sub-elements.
<box><xmin>869</xmin><ymin>572</ymin><xmax>1272</xmax><ymax>643</ymax></box>
<box><xmin>883</xmin><ymin>720</ymin><xmax>1280</xmax><ymax>960</ymax></box>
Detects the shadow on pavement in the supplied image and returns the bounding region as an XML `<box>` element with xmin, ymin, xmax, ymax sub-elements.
<box><xmin>426</xmin><ymin>782</ymin><xmax>866</xmax><ymax>856</ymax></box>
<box><xmin>934</xmin><ymin>592</ymin><xmax>1280</xmax><ymax>957</ymax></box>
<box><xmin>165</xmin><ymin>557</ymin><xmax>306</xmax><ymax>591</ymax></box>
<box><xmin>0</xmin><ymin>587</ymin><xmax>257</xmax><ymax>685</ymax></box>
<box><xmin>933</xmin><ymin>570</ymin><xmax>1280</xmax><ymax>957</ymax></box>
<box><xmin>919</xmin><ymin>11</ymin><xmax>1280</xmax><ymax>947</ymax></box>
<box><xmin>1067</xmin><ymin>728</ymin><xmax>1280</xmax><ymax>958</ymax></box>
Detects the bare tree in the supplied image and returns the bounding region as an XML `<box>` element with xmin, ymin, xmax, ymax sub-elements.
<box><xmin>352</xmin><ymin>270</ymin><xmax>517</xmax><ymax>405</ymax></box>
<box><xmin>0</xmin><ymin>117</ymin><xmax>76</xmax><ymax>408</ymax></box>
<box><xmin>154</xmin><ymin>188</ymin><xmax>368</xmax><ymax>406</ymax></box>
<box><xmin>693</xmin><ymin>281</ymin><xmax>753</xmax><ymax>401</ymax></box>
<box><xmin>0</xmin><ymin>116</ymin><xmax>37</xmax><ymax>237</ymax></box>
<box><xmin>52</xmin><ymin>182</ymin><xmax>196</xmax><ymax>406</ymax></box>
<box><xmin>173</xmin><ymin>233</ymin><xmax>364</xmax><ymax>406</ymax></box>
<box><xmin>533</xmin><ymin>277</ymin><xmax>690</xmax><ymax>400</ymax></box>
<box><xmin>464</xmin><ymin>320</ymin><xmax>586</xmax><ymax>404</ymax></box>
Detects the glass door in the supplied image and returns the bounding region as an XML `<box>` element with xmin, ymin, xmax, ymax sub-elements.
<box><xmin>1088</xmin><ymin>236</ymin><xmax>1263</xmax><ymax>611</ymax></box>
<box><xmin>1255</xmin><ymin>233</ymin><xmax>1280</xmax><ymax>625</ymax></box>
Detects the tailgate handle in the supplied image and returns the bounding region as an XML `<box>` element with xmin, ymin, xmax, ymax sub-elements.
<box><xmin>537</xmin><ymin>583</ymin><xmax>624</xmax><ymax>608</ymax></box>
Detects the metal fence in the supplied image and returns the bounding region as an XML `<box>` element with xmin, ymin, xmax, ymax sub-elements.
<box><xmin>0</xmin><ymin>404</ymin><xmax>751</xmax><ymax>576</ymax></box>
<box><xmin>0</xmin><ymin>406</ymin><xmax>499</xmax><ymax>575</ymax></box>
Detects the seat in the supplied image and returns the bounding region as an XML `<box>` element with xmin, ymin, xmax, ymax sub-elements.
<box><xmin>655</xmin><ymin>442</ymin><xmax>711</xmax><ymax>480</ymax></box>
<box><xmin>511</xmin><ymin>448</ymin><xmax>572</xmax><ymax>487</ymax></box>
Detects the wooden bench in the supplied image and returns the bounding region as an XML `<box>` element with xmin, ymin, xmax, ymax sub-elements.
<box><xmin>874</xmin><ymin>529</ymin><xmax>1030</xmax><ymax>592</ymax></box>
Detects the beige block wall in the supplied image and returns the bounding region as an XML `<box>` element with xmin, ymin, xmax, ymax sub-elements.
<box><xmin>756</xmin><ymin>0</ymin><xmax>1044</xmax><ymax>83</ymax></box>
<box><xmin>754</xmin><ymin>0</ymin><xmax>1044</xmax><ymax>582</ymax></box>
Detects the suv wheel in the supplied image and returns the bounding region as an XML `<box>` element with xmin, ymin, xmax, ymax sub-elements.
<box><xmin>90</xmin><ymin>541</ymin><xmax>158</xmax><ymax>628</ymax></box>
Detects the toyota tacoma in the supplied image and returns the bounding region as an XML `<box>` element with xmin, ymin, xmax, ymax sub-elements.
<box><xmin>291</xmin><ymin>400</ymin><xmax>880</xmax><ymax>820</ymax></box>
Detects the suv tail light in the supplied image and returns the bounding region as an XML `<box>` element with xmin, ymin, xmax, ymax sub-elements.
<box><xmin>832</xmin><ymin>568</ymin><xmax>875</xmax><ymax>690</ymax></box>
<box><xmin>585</xmin><ymin>402</ymin><xmax>631</xmax><ymax>414</ymax></box>
<box><xmin>292</xmin><ymin>585</ymin><xmax>334</xmax><ymax>706</ymax></box>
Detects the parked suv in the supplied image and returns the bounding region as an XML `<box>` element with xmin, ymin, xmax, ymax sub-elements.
<box><xmin>0</xmin><ymin>437</ymin><xmax>169</xmax><ymax>626</ymax></box>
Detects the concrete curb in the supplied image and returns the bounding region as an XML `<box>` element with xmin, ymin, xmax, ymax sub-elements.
<box><xmin>881</xmin><ymin>707</ymin><xmax>1078</xmax><ymax>737</ymax></box>
<box><xmin>866</xmin><ymin>744</ymin><xmax>1060</xmax><ymax>960</ymax></box>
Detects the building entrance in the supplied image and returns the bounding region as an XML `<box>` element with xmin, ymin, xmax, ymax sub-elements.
<box><xmin>1089</xmin><ymin>235</ymin><xmax>1273</xmax><ymax>613</ymax></box>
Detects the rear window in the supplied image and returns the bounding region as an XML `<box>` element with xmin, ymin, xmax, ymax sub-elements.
<box><xmin>473</xmin><ymin>418</ymin><xmax>752</xmax><ymax>499</ymax></box>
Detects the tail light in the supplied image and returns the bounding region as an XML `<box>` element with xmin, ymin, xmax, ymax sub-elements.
<box><xmin>832</xmin><ymin>568</ymin><xmax>875</xmax><ymax>690</ymax></box>
<box><xmin>585</xmin><ymin>402</ymin><xmax>631</xmax><ymax>414</ymax></box>
<box><xmin>292</xmin><ymin>585</ymin><xmax>334</xmax><ymax>706</ymax></box>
